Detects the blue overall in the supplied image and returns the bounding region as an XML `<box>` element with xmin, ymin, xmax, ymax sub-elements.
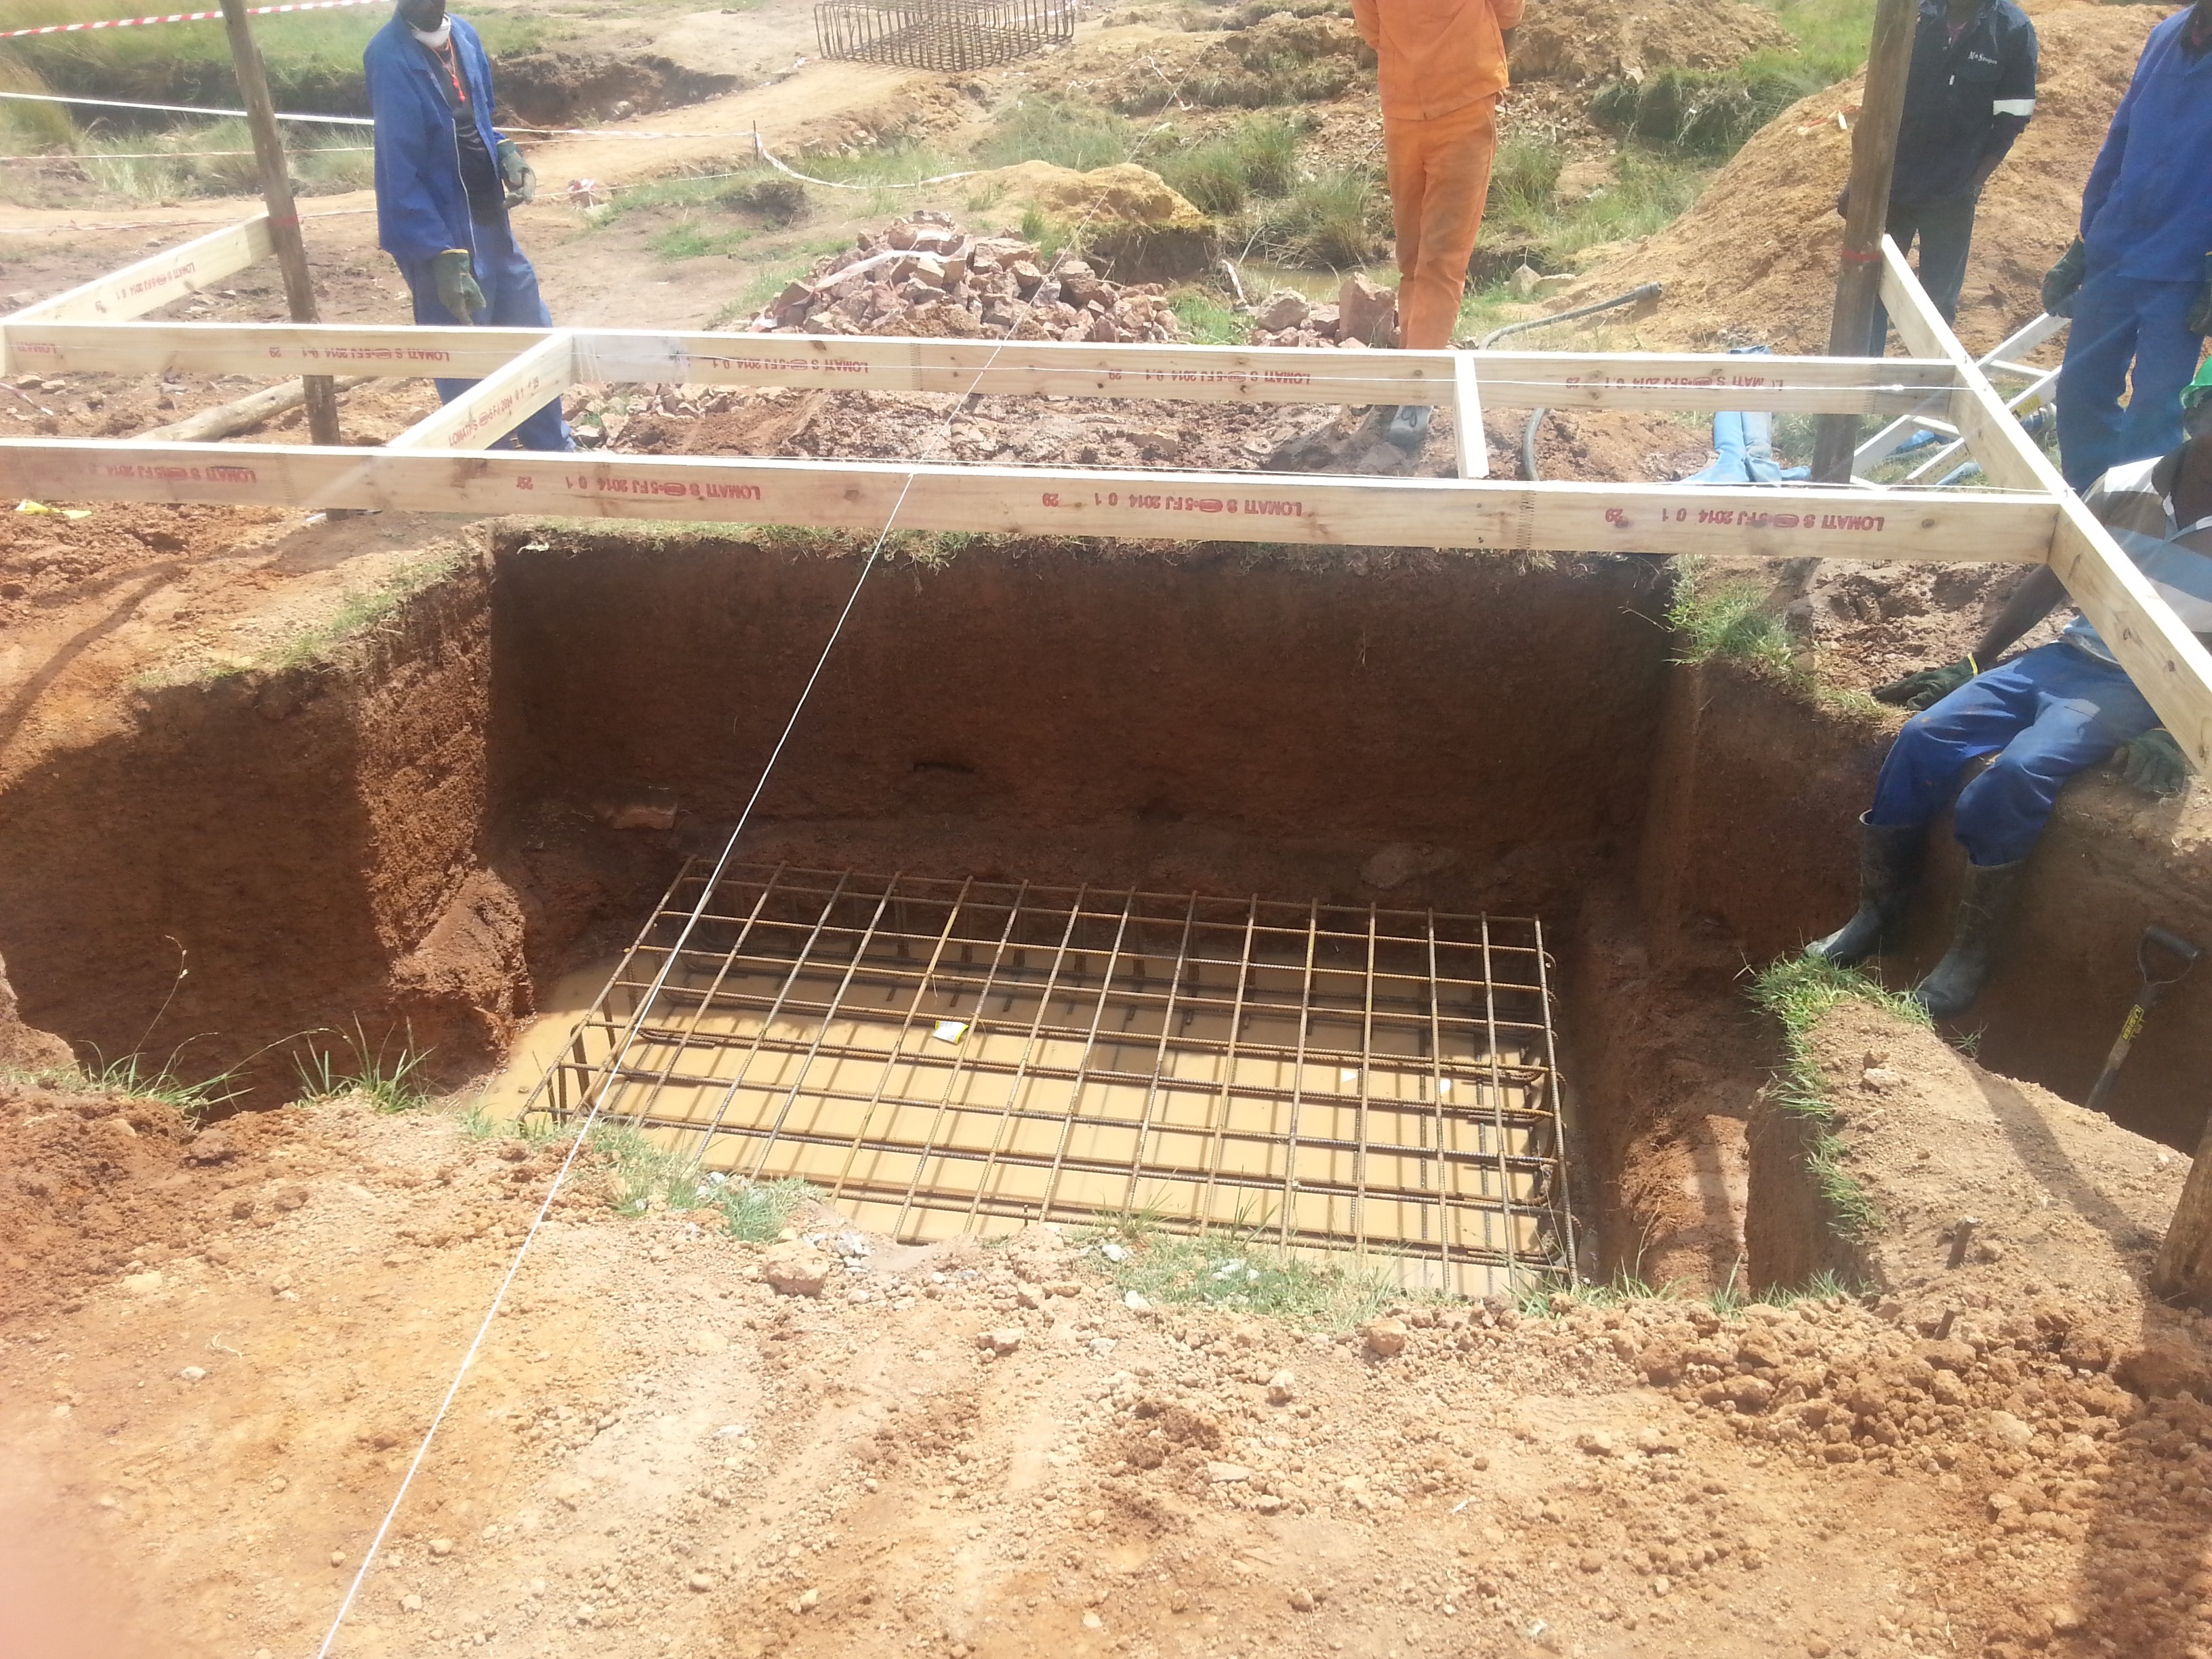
<box><xmin>2053</xmin><ymin>9</ymin><xmax>2212</xmax><ymax>489</ymax></box>
<box><xmin>2055</xmin><ymin>257</ymin><xmax>2200</xmax><ymax>491</ymax></box>
<box><xmin>1867</xmin><ymin>642</ymin><xmax>2158</xmax><ymax>867</ymax></box>
<box><xmin>363</xmin><ymin>14</ymin><xmax>569</xmax><ymax>452</ymax></box>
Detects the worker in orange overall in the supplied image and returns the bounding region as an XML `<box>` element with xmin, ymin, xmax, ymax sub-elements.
<box><xmin>1352</xmin><ymin>0</ymin><xmax>1521</xmax><ymax>450</ymax></box>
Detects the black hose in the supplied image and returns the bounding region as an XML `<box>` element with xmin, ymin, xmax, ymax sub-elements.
<box><xmin>1477</xmin><ymin>281</ymin><xmax>1664</xmax><ymax>480</ymax></box>
<box><xmin>1477</xmin><ymin>281</ymin><xmax>1662</xmax><ymax>350</ymax></box>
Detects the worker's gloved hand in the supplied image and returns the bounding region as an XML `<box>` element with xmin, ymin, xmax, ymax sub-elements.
<box><xmin>2116</xmin><ymin>728</ymin><xmax>2189</xmax><ymax>796</ymax></box>
<box><xmin>430</xmin><ymin>247</ymin><xmax>485</xmax><ymax>321</ymax></box>
<box><xmin>2188</xmin><ymin>254</ymin><xmax>2212</xmax><ymax>336</ymax></box>
<box><xmin>1872</xmin><ymin>656</ymin><xmax>1977</xmax><ymax>711</ymax></box>
<box><xmin>496</xmin><ymin>136</ymin><xmax>536</xmax><ymax>206</ymax></box>
<box><xmin>1834</xmin><ymin>182</ymin><xmax>1851</xmax><ymax>220</ymax></box>
<box><xmin>2041</xmin><ymin>237</ymin><xmax>2087</xmax><ymax>319</ymax></box>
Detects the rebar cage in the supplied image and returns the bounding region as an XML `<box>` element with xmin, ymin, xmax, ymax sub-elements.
<box><xmin>814</xmin><ymin>0</ymin><xmax>1073</xmax><ymax>72</ymax></box>
<box><xmin>531</xmin><ymin>863</ymin><xmax>1576</xmax><ymax>1297</ymax></box>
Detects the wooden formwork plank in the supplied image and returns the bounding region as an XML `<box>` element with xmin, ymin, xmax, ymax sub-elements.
<box><xmin>1454</xmin><ymin>351</ymin><xmax>1489</xmax><ymax>480</ymax></box>
<box><xmin>1879</xmin><ymin>239</ymin><xmax>2212</xmax><ymax>767</ymax></box>
<box><xmin>0</xmin><ymin>436</ymin><xmax>2060</xmax><ymax>561</ymax></box>
<box><xmin>1</xmin><ymin>217</ymin><xmax>273</xmax><ymax>372</ymax></box>
<box><xmin>386</xmin><ymin>331</ymin><xmax>577</xmax><ymax>452</ymax></box>
<box><xmin>0</xmin><ymin>321</ymin><xmax>1959</xmax><ymax>416</ymax></box>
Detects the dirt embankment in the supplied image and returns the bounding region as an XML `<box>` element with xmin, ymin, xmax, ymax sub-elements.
<box><xmin>1573</xmin><ymin>3</ymin><xmax>2158</xmax><ymax>354</ymax></box>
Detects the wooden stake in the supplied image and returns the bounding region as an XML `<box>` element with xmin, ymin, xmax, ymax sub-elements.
<box><xmin>217</xmin><ymin>0</ymin><xmax>340</xmax><ymax>447</ymax></box>
<box><xmin>1811</xmin><ymin>0</ymin><xmax>1919</xmax><ymax>483</ymax></box>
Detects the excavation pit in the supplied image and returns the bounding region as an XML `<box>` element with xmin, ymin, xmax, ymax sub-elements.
<box><xmin>533</xmin><ymin>864</ymin><xmax>1572</xmax><ymax>1296</ymax></box>
<box><xmin>3</xmin><ymin>523</ymin><xmax>2209</xmax><ymax>1300</ymax></box>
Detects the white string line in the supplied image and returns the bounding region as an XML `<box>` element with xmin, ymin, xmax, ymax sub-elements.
<box><xmin>310</xmin><ymin>48</ymin><xmax>1216</xmax><ymax>1659</ymax></box>
<box><xmin>305</xmin><ymin>489</ymin><xmax>905</xmax><ymax>1659</ymax></box>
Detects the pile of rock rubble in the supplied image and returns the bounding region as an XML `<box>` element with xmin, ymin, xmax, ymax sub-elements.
<box><xmin>747</xmin><ymin>209</ymin><xmax>1185</xmax><ymax>344</ymax></box>
<box><xmin>1244</xmin><ymin>274</ymin><xmax>1402</xmax><ymax>349</ymax></box>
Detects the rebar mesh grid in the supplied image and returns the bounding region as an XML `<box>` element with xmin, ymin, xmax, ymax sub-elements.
<box><xmin>814</xmin><ymin>0</ymin><xmax>1072</xmax><ymax>70</ymax></box>
<box><xmin>533</xmin><ymin>864</ymin><xmax>1575</xmax><ymax>1296</ymax></box>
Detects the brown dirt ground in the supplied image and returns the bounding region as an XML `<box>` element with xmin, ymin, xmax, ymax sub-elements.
<box><xmin>11</xmin><ymin>993</ymin><xmax>2212</xmax><ymax>1659</ymax></box>
<box><xmin>1568</xmin><ymin>1</ymin><xmax>2158</xmax><ymax>356</ymax></box>
<box><xmin>1511</xmin><ymin>0</ymin><xmax>1793</xmax><ymax>88</ymax></box>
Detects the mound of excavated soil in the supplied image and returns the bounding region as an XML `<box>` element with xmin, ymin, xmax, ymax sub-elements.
<box><xmin>1512</xmin><ymin>0</ymin><xmax>1792</xmax><ymax>85</ymax></box>
<box><xmin>1568</xmin><ymin>3</ymin><xmax>2157</xmax><ymax>354</ymax></box>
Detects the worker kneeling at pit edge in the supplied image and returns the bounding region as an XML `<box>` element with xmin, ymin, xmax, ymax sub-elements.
<box><xmin>1351</xmin><ymin>0</ymin><xmax>1520</xmax><ymax>452</ymax></box>
<box><xmin>365</xmin><ymin>0</ymin><xmax>572</xmax><ymax>451</ymax></box>
<box><xmin>1807</xmin><ymin>367</ymin><xmax>2212</xmax><ymax>1019</ymax></box>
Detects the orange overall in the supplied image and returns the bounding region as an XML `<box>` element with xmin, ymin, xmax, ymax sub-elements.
<box><xmin>1352</xmin><ymin>0</ymin><xmax>1521</xmax><ymax>350</ymax></box>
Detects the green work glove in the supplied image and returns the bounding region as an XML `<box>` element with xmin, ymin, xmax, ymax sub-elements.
<box><xmin>431</xmin><ymin>247</ymin><xmax>485</xmax><ymax>321</ymax></box>
<box><xmin>1872</xmin><ymin>656</ymin><xmax>1977</xmax><ymax>712</ymax></box>
<box><xmin>2117</xmin><ymin>728</ymin><xmax>2189</xmax><ymax>796</ymax></box>
<box><xmin>495</xmin><ymin>136</ymin><xmax>536</xmax><ymax>205</ymax></box>
<box><xmin>2041</xmin><ymin>237</ymin><xmax>2087</xmax><ymax>319</ymax></box>
<box><xmin>2189</xmin><ymin>253</ymin><xmax>2212</xmax><ymax>337</ymax></box>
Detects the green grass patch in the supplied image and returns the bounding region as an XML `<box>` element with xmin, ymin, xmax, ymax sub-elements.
<box><xmin>795</xmin><ymin>141</ymin><xmax>964</xmax><ymax>188</ymax></box>
<box><xmin>588</xmin><ymin>1122</ymin><xmax>811</xmax><ymax>1240</ymax></box>
<box><xmin>1591</xmin><ymin>0</ymin><xmax>1876</xmax><ymax>156</ymax></box>
<box><xmin>1251</xmin><ymin>163</ymin><xmax>1385</xmax><ymax>270</ymax></box>
<box><xmin>61</xmin><ymin>115</ymin><xmax>371</xmax><ymax>201</ymax></box>
<box><xmin>1156</xmin><ymin>112</ymin><xmax>1303</xmax><ymax>216</ymax></box>
<box><xmin>1080</xmin><ymin>1212</ymin><xmax>1424</xmax><ymax>1331</ymax></box>
<box><xmin>266</xmin><ymin>550</ymin><xmax>459</xmax><ymax>670</ymax></box>
<box><xmin>974</xmin><ymin>96</ymin><xmax>1130</xmax><ymax>172</ymax></box>
<box><xmin>294</xmin><ymin>1019</ymin><xmax>433</xmax><ymax>1113</ymax></box>
<box><xmin>1486</xmin><ymin>140</ymin><xmax>1713</xmax><ymax>270</ymax></box>
<box><xmin>1749</xmin><ymin>955</ymin><xmax>1929</xmax><ymax>1242</ymax></box>
<box><xmin>1170</xmin><ymin>289</ymin><xmax>1246</xmax><ymax>343</ymax></box>
<box><xmin>2</xmin><ymin>1</ymin><xmax>551</xmax><ymax>116</ymax></box>
<box><xmin>597</xmin><ymin>169</ymin><xmax>810</xmax><ymax>262</ymax></box>
<box><xmin>1665</xmin><ymin>557</ymin><xmax>1795</xmax><ymax>672</ymax></box>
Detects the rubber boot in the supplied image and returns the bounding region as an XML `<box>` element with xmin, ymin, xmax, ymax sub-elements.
<box><xmin>1913</xmin><ymin>859</ymin><xmax>2027</xmax><ymax>1020</ymax></box>
<box><xmin>1384</xmin><ymin>404</ymin><xmax>1432</xmax><ymax>451</ymax></box>
<box><xmin>1806</xmin><ymin>816</ymin><xmax>1926</xmax><ymax>967</ymax></box>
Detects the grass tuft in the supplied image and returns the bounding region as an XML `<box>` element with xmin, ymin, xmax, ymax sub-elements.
<box><xmin>1749</xmin><ymin>956</ymin><xmax>1929</xmax><ymax>1242</ymax></box>
<box><xmin>588</xmin><ymin>1122</ymin><xmax>811</xmax><ymax>1241</ymax></box>
<box><xmin>1170</xmin><ymin>290</ymin><xmax>1246</xmax><ymax>343</ymax></box>
<box><xmin>22</xmin><ymin>1049</ymin><xmax>247</xmax><ymax>1123</ymax></box>
<box><xmin>1666</xmin><ymin>557</ymin><xmax>1795</xmax><ymax>672</ymax></box>
<box><xmin>1079</xmin><ymin>1210</ymin><xmax>1426</xmax><ymax>1331</ymax></box>
<box><xmin>268</xmin><ymin>549</ymin><xmax>459</xmax><ymax>668</ymax></box>
<box><xmin>975</xmin><ymin>96</ymin><xmax>1127</xmax><ymax>173</ymax></box>
<box><xmin>1591</xmin><ymin>0</ymin><xmax>1877</xmax><ymax>156</ymax></box>
<box><xmin>1252</xmin><ymin>163</ymin><xmax>1385</xmax><ymax>270</ymax></box>
<box><xmin>293</xmin><ymin>1019</ymin><xmax>433</xmax><ymax>1113</ymax></box>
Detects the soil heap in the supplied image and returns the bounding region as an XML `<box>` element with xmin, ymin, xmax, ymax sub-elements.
<box><xmin>1511</xmin><ymin>0</ymin><xmax>1792</xmax><ymax>85</ymax></box>
<box><xmin>1567</xmin><ymin>3</ymin><xmax>2156</xmax><ymax>354</ymax></box>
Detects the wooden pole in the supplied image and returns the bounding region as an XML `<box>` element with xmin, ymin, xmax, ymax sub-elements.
<box><xmin>1811</xmin><ymin>0</ymin><xmax>1919</xmax><ymax>484</ymax></box>
<box><xmin>217</xmin><ymin>0</ymin><xmax>340</xmax><ymax>447</ymax></box>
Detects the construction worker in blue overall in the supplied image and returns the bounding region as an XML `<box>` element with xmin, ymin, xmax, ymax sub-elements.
<box><xmin>2041</xmin><ymin>0</ymin><xmax>2212</xmax><ymax>490</ymax></box>
<box><xmin>1807</xmin><ymin>364</ymin><xmax>2212</xmax><ymax>1019</ymax></box>
<box><xmin>364</xmin><ymin>0</ymin><xmax>571</xmax><ymax>451</ymax></box>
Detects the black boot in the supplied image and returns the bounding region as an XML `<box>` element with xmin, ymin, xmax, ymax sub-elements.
<box><xmin>1384</xmin><ymin>404</ymin><xmax>1432</xmax><ymax>451</ymax></box>
<box><xmin>1913</xmin><ymin>860</ymin><xmax>2027</xmax><ymax>1019</ymax></box>
<box><xmin>1807</xmin><ymin>816</ymin><xmax>1926</xmax><ymax>967</ymax></box>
